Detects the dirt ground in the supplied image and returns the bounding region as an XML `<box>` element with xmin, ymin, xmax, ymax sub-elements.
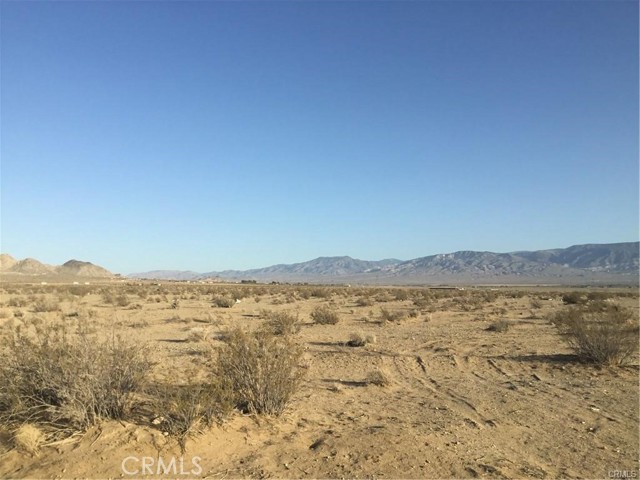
<box><xmin>0</xmin><ymin>282</ymin><xmax>638</xmax><ymax>479</ymax></box>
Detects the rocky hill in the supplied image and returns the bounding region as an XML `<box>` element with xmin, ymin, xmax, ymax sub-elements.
<box><xmin>0</xmin><ymin>255</ymin><xmax>113</xmax><ymax>280</ymax></box>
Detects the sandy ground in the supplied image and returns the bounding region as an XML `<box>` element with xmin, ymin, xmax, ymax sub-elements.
<box><xmin>0</xmin><ymin>283</ymin><xmax>638</xmax><ymax>479</ymax></box>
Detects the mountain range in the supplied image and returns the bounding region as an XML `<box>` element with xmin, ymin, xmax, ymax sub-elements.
<box><xmin>129</xmin><ymin>242</ymin><xmax>639</xmax><ymax>285</ymax></box>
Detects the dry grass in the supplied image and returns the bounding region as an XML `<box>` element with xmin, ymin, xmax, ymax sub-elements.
<box><xmin>13</xmin><ymin>423</ymin><xmax>45</xmax><ymax>455</ymax></box>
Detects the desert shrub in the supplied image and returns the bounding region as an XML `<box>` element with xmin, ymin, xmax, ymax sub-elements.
<box><xmin>486</xmin><ymin>319</ymin><xmax>511</xmax><ymax>333</ymax></box>
<box><xmin>186</xmin><ymin>326</ymin><xmax>210</xmax><ymax>342</ymax></box>
<box><xmin>101</xmin><ymin>290</ymin><xmax>130</xmax><ymax>307</ymax></box>
<box><xmin>151</xmin><ymin>382</ymin><xmax>232</xmax><ymax>452</ymax></box>
<box><xmin>586</xmin><ymin>291</ymin><xmax>610</xmax><ymax>302</ymax></box>
<box><xmin>310</xmin><ymin>306</ymin><xmax>340</xmax><ymax>325</ymax></box>
<box><xmin>309</xmin><ymin>287</ymin><xmax>332</xmax><ymax>299</ymax></box>
<box><xmin>356</xmin><ymin>296</ymin><xmax>375</xmax><ymax>307</ymax></box>
<box><xmin>379</xmin><ymin>307</ymin><xmax>406</xmax><ymax>323</ymax></box>
<box><xmin>7</xmin><ymin>296</ymin><xmax>29</xmax><ymax>307</ymax></box>
<box><xmin>0</xmin><ymin>318</ymin><xmax>152</xmax><ymax>434</ymax></box>
<box><xmin>346</xmin><ymin>332</ymin><xmax>375</xmax><ymax>347</ymax></box>
<box><xmin>552</xmin><ymin>307</ymin><xmax>639</xmax><ymax>366</ymax></box>
<box><xmin>392</xmin><ymin>289</ymin><xmax>408</xmax><ymax>301</ymax></box>
<box><xmin>375</xmin><ymin>292</ymin><xmax>395</xmax><ymax>303</ymax></box>
<box><xmin>562</xmin><ymin>292</ymin><xmax>585</xmax><ymax>305</ymax></box>
<box><xmin>413</xmin><ymin>297</ymin><xmax>430</xmax><ymax>309</ymax></box>
<box><xmin>32</xmin><ymin>297</ymin><xmax>61</xmax><ymax>313</ymax></box>
<box><xmin>212</xmin><ymin>296</ymin><xmax>236</xmax><ymax>308</ymax></box>
<box><xmin>260</xmin><ymin>310</ymin><xmax>301</xmax><ymax>336</ymax></box>
<box><xmin>365</xmin><ymin>369</ymin><xmax>391</xmax><ymax>387</ymax></box>
<box><xmin>530</xmin><ymin>298</ymin><xmax>544</xmax><ymax>309</ymax></box>
<box><xmin>215</xmin><ymin>329</ymin><xmax>304</xmax><ymax>415</ymax></box>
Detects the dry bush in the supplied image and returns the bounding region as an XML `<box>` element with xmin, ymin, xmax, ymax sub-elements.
<box><xmin>346</xmin><ymin>332</ymin><xmax>375</xmax><ymax>347</ymax></box>
<box><xmin>212</xmin><ymin>296</ymin><xmax>236</xmax><ymax>308</ymax></box>
<box><xmin>215</xmin><ymin>329</ymin><xmax>304</xmax><ymax>415</ymax></box>
<box><xmin>260</xmin><ymin>310</ymin><xmax>301</xmax><ymax>336</ymax></box>
<box><xmin>486</xmin><ymin>319</ymin><xmax>511</xmax><ymax>333</ymax></box>
<box><xmin>32</xmin><ymin>297</ymin><xmax>61</xmax><ymax>313</ymax></box>
<box><xmin>379</xmin><ymin>307</ymin><xmax>406</xmax><ymax>323</ymax></box>
<box><xmin>530</xmin><ymin>297</ymin><xmax>544</xmax><ymax>309</ymax></box>
<box><xmin>187</xmin><ymin>326</ymin><xmax>210</xmax><ymax>342</ymax></box>
<box><xmin>101</xmin><ymin>290</ymin><xmax>130</xmax><ymax>307</ymax></box>
<box><xmin>412</xmin><ymin>297</ymin><xmax>430</xmax><ymax>309</ymax></box>
<box><xmin>310</xmin><ymin>306</ymin><xmax>340</xmax><ymax>325</ymax></box>
<box><xmin>375</xmin><ymin>292</ymin><xmax>395</xmax><ymax>303</ymax></box>
<box><xmin>309</xmin><ymin>287</ymin><xmax>332</xmax><ymax>299</ymax></box>
<box><xmin>393</xmin><ymin>289</ymin><xmax>409</xmax><ymax>301</ymax></box>
<box><xmin>150</xmin><ymin>382</ymin><xmax>232</xmax><ymax>453</ymax></box>
<box><xmin>562</xmin><ymin>292</ymin><xmax>585</xmax><ymax>305</ymax></box>
<box><xmin>365</xmin><ymin>369</ymin><xmax>391</xmax><ymax>387</ymax></box>
<box><xmin>552</xmin><ymin>306</ymin><xmax>639</xmax><ymax>366</ymax></box>
<box><xmin>0</xmin><ymin>318</ymin><xmax>152</xmax><ymax>434</ymax></box>
<box><xmin>356</xmin><ymin>296</ymin><xmax>375</xmax><ymax>307</ymax></box>
<box><xmin>7</xmin><ymin>297</ymin><xmax>29</xmax><ymax>307</ymax></box>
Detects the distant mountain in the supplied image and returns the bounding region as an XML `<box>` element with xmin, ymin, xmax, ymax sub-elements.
<box><xmin>7</xmin><ymin>257</ymin><xmax>56</xmax><ymax>275</ymax></box>
<box><xmin>0</xmin><ymin>255</ymin><xmax>113</xmax><ymax>279</ymax></box>
<box><xmin>203</xmin><ymin>256</ymin><xmax>402</xmax><ymax>281</ymax></box>
<box><xmin>57</xmin><ymin>260</ymin><xmax>112</xmax><ymax>278</ymax></box>
<box><xmin>0</xmin><ymin>254</ymin><xmax>18</xmax><ymax>271</ymax></box>
<box><xmin>128</xmin><ymin>242</ymin><xmax>639</xmax><ymax>285</ymax></box>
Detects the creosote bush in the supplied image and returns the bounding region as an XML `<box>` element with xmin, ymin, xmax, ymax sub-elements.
<box><xmin>551</xmin><ymin>306</ymin><xmax>639</xmax><ymax>366</ymax></box>
<box><xmin>311</xmin><ymin>306</ymin><xmax>340</xmax><ymax>325</ymax></box>
<box><xmin>0</xmin><ymin>318</ymin><xmax>152</xmax><ymax>434</ymax></box>
<box><xmin>260</xmin><ymin>310</ymin><xmax>301</xmax><ymax>336</ymax></box>
<box><xmin>215</xmin><ymin>328</ymin><xmax>304</xmax><ymax>415</ymax></box>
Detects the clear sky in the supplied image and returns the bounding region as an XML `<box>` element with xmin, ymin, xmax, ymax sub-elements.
<box><xmin>1</xmin><ymin>1</ymin><xmax>638</xmax><ymax>274</ymax></box>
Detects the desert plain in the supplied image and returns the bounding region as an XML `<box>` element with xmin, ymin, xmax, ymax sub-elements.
<box><xmin>0</xmin><ymin>281</ymin><xmax>638</xmax><ymax>479</ymax></box>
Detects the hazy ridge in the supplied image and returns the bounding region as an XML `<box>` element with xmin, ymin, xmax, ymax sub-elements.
<box><xmin>129</xmin><ymin>242</ymin><xmax>639</xmax><ymax>285</ymax></box>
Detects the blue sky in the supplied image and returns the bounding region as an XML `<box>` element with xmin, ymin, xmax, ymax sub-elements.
<box><xmin>1</xmin><ymin>1</ymin><xmax>638</xmax><ymax>273</ymax></box>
